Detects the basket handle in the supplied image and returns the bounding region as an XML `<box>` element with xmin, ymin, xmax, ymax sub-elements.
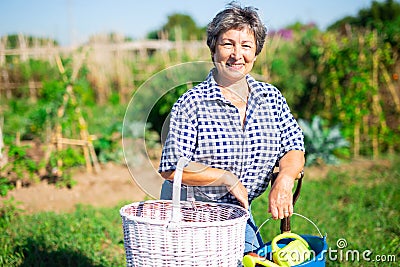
<box><xmin>171</xmin><ymin>157</ymin><xmax>190</xmax><ymax>222</ymax></box>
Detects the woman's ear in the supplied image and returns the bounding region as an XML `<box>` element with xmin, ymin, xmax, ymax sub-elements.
<box><xmin>253</xmin><ymin>56</ymin><xmax>257</xmax><ymax>62</ymax></box>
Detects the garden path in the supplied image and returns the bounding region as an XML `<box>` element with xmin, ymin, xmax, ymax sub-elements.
<box><xmin>3</xmin><ymin>162</ymin><xmax>159</xmax><ymax>213</ymax></box>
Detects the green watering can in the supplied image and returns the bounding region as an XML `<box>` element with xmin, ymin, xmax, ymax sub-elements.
<box><xmin>243</xmin><ymin>232</ymin><xmax>311</xmax><ymax>267</ymax></box>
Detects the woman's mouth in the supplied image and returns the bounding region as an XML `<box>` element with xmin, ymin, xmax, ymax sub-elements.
<box><xmin>226</xmin><ymin>62</ymin><xmax>244</xmax><ymax>71</ymax></box>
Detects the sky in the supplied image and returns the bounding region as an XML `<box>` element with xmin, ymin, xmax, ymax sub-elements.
<box><xmin>0</xmin><ymin>0</ymin><xmax>380</xmax><ymax>47</ymax></box>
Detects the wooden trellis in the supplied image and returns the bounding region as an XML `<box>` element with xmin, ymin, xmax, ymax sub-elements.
<box><xmin>41</xmin><ymin>53</ymin><xmax>100</xmax><ymax>175</ymax></box>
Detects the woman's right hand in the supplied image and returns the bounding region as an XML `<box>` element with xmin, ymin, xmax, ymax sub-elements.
<box><xmin>223</xmin><ymin>172</ymin><xmax>249</xmax><ymax>209</ymax></box>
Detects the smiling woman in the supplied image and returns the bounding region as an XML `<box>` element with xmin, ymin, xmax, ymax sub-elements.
<box><xmin>158</xmin><ymin>1</ymin><xmax>305</xmax><ymax>254</ymax></box>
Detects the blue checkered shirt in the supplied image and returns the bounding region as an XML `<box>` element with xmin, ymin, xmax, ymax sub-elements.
<box><xmin>159</xmin><ymin>70</ymin><xmax>304</xmax><ymax>205</ymax></box>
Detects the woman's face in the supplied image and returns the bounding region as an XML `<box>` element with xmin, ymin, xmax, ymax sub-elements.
<box><xmin>212</xmin><ymin>28</ymin><xmax>257</xmax><ymax>82</ymax></box>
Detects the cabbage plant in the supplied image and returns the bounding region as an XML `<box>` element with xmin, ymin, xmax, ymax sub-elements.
<box><xmin>298</xmin><ymin>116</ymin><xmax>349</xmax><ymax>166</ymax></box>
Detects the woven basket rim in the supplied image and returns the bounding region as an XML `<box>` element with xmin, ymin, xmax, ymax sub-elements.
<box><xmin>120</xmin><ymin>200</ymin><xmax>249</xmax><ymax>227</ymax></box>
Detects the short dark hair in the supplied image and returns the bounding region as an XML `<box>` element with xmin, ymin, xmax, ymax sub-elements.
<box><xmin>206</xmin><ymin>1</ymin><xmax>267</xmax><ymax>56</ymax></box>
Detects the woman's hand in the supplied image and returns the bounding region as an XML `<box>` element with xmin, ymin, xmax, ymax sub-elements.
<box><xmin>268</xmin><ymin>174</ymin><xmax>295</xmax><ymax>220</ymax></box>
<box><xmin>161</xmin><ymin>162</ymin><xmax>249</xmax><ymax>209</ymax></box>
<box><xmin>269</xmin><ymin>150</ymin><xmax>305</xmax><ymax>219</ymax></box>
<box><xmin>223</xmin><ymin>172</ymin><xmax>249</xmax><ymax>209</ymax></box>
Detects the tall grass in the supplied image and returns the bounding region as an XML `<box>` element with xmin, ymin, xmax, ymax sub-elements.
<box><xmin>0</xmin><ymin>157</ymin><xmax>399</xmax><ymax>266</ymax></box>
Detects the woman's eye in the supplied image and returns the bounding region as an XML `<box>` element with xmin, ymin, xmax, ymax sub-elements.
<box><xmin>223</xmin><ymin>43</ymin><xmax>233</xmax><ymax>47</ymax></box>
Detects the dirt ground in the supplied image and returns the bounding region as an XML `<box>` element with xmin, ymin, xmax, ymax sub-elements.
<box><xmin>1</xmin><ymin>157</ymin><xmax>392</xmax><ymax>214</ymax></box>
<box><xmin>2</xmin><ymin>161</ymin><xmax>161</xmax><ymax>213</ymax></box>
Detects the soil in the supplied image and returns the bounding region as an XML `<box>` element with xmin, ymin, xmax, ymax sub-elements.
<box><xmin>2</xmin><ymin>162</ymin><xmax>159</xmax><ymax>214</ymax></box>
<box><xmin>1</xmin><ymin>157</ymin><xmax>392</xmax><ymax>214</ymax></box>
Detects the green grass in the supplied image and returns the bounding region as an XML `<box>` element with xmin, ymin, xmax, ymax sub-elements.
<box><xmin>0</xmin><ymin>203</ymin><xmax>129</xmax><ymax>267</ymax></box>
<box><xmin>1</xmin><ymin>157</ymin><xmax>399</xmax><ymax>267</ymax></box>
<box><xmin>251</xmin><ymin>156</ymin><xmax>400</xmax><ymax>266</ymax></box>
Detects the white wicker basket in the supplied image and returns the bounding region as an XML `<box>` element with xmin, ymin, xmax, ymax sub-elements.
<box><xmin>120</xmin><ymin>157</ymin><xmax>249</xmax><ymax>267</ymax></box>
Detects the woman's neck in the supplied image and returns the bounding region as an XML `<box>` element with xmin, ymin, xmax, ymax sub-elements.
<box><xmin>213</xmin><ymin>69</ymin><xmax>249</xmax><ymax>102</ymax></box>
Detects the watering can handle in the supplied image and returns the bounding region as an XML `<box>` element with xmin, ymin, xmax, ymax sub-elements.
<box><xmin>270</xmin><ymin>168</ymin><xmax>304</xmax><ymax>233</ymax></box>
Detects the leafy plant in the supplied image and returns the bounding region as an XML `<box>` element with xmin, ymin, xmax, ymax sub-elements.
<box><xmin>0</xmin><ymin>197</ymin><xmax>23</xmax><ymax>228</ymax></box>
<box><xmin>5</xmin><ymin>144</ymin><xmax>39</xmax><ymax>182</ymax></box>
<box><xmin>298</xmin><ymin>116</ymin><xmax>349</xmax><ymax>166</ymax></box>
<box><xmin>55</xmin><ymin>171</ymin><xmax>76</xmax><ymax>189</ymax></box>
<box><xmin>59</xmin><ymin>147</ymin><xmax>86</xmax><ymax>168</ymax></box>
<box><xmin>47</xmin><ymin>147</ymin><xmax>84</xmax><ymax>188</ymax></box>
<box><xmin>92</xmin><ymin>119</ymin><xmax>124</xmax><ymax>164</ymax></box>
<box><xmin>0</xmin><ymin>177</ymin><xmax>14</xmax><ymax>197</ymax></box>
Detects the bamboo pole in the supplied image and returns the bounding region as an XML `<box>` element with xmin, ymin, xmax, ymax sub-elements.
<box><xmin>370</xmin><ymin>30</ymin><xmax>381</xmax><ymax>159</ymax></box>
<box><xmin>159</xmin><ymin>31</ymin><xmax>170</xmax><ymax>65</ymax></box>
<box><xmin>56</xmin><ymin>124</ymin><xmax>63</xmax><ymax>176</ymax></box>
<box><xmin>78</xmin><ymin>112</ymin><xmax>92</xmax><ymax>174</ymax></box>
<box><xmin>1</xmin><ymin>69</ymin><xmax>12</xmax><ymax>99</ymax></box>
<box><xmin>44</xmin><ymin>53</ymin><xmax>100</xmax><ymax>174</ymax></box>
<box><xmin>380</xmin><ymin>62</ymin><xmax>400</xmax><ymax>113</ymax></box>
<box><xmin>39</xmin><ymin>117</ymin><xmax>54</xmax><ymax>176</ymax></box>
<box><xmin>28</xmin><ymin>80</ymin><xmax>37</xmax><ymax>101</ymax></box>
<box><xmin>353</xmin><ymin>107</ymin><xmax>361</xmax><ymax>158</ymax></box>
<box><xmin>175</xmin><ymin>25</ymin><xmax>183</xmax><ymax>61</ymax></box>
<box><xmin>67</xmin><ymin>85</ymin><xmax>100</xmax><ymax>173</ymax></box>
<box><xmin>0</xmin><ymin>36</ymin><xmax>6</xmax><ymax>66</ymax></box>
<box><xmin>0</xmin><ymin>116</ymin><xmax>7</xmax><ymax>172</ymax></box>
<box><xmin>18</xmin><ymin>34</ymin><xmax>28</xmax><ymax>62</ymax></box>
<box><xmin>354</xmin><ymin>33</ymin><xmax>367</xmax><ymax>158</ymax></box>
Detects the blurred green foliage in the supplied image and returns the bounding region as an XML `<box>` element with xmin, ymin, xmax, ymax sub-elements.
<box><xmin>6</xmin><ymin>144</ymin><xmax>38</xmax><ymax>182</ymax></box>
<box><xmin>147</xmin><ymin>13</ymin><xmax>206</xmax><ymax>40</ymax></box>
<box><xmin>328</xmin><ymin>0</ymin><xmax>400</xmax><ymax>51</ymax></box>
<box><xmin>0</xmin><ymin>178</ymin><xmax>14</xmax><ymax>197</ymax></box>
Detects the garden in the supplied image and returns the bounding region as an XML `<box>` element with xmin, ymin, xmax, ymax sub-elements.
<box><xmin>0</xmin><ymin>1</ymin><xmax>399</xmax><ymax>266</ymax></box>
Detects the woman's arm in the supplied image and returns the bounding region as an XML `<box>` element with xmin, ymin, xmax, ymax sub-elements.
<box><xmin>268</xmin><ymin>150</ymin><xmax>305</xmax><ymax>219</ymax></box>
<box><xmin>160</xmin><ymin>162</ymin><xmax>249</xmax><ymax>209</ymax></box>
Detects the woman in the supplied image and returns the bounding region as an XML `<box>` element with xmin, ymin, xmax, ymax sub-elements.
<box><xmin>158</xmin><ymin>2</ymin><xmax>305</xmax><ymax>252</ymax></box>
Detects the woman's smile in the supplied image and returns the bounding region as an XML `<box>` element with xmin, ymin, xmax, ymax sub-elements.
<box><xmin>226</xmin><ymin>62</ymin><xmax>245</xmax><ymax>70</ymax></box>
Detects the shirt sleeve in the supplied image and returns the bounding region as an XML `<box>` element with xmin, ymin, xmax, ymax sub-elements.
<box><xmin>158</xmin><ymin>100</ymin><xmax>198</xmax><ymax>173</ymax></box>
<box><xmin>278</xmin><ymin>95</ymin><xmax>305</xmax><ymax>158</ymax></box>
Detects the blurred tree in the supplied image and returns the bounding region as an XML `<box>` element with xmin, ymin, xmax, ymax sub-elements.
<box><xmin>2</xmin><ymin>34</ymin><xmax>58</xmax><ymax>49</ymax></box>
<box><xmin>329</xmin><ymin>0</ymin><xmax>400</xmax><ymax>29</ymax></box>
<box><xmin>328</xmin><ymin>0</ymin><xmax>400</xmax><ymax>49</ymax></box>
<box><xmin>88</xmin><ymin>32</ymin><xmax>132</xmax><ymax>44</ymax></box>
<box><xmin>147</xmin><ymin>13</ymin><xmax>206</xmax><ymax>41</ymax></box>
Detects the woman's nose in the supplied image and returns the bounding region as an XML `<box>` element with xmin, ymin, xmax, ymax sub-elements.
<box><xmin>231</xmin><ymin>45</ymin><xmax>243</xmax><ymax>59</ymax></box>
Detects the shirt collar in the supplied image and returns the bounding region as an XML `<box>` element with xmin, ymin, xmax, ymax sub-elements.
<box><xmin>203</xmin><ymin>69</ymin><xmax>267</xmax><ymax>106</ymax></box>
<box><xmin>202</xmin><ymin>69</ymin><xmax>225</xmax><ymax>102</ymax></box>
<box><xmin>246</xmin><ymin>75</ymin><xmax>269</xmax><ymax>106</ymax></box>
